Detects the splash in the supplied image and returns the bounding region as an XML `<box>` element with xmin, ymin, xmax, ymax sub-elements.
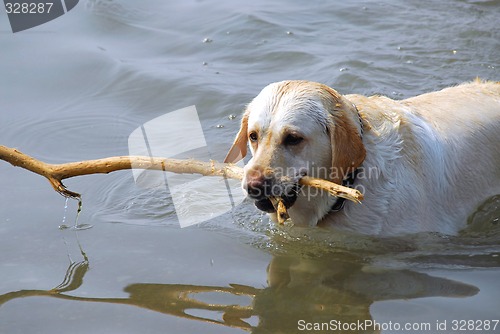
<box><xmin>58</xmin><ymin>197</ymin><xmax>92</xmax><ymax>230</ymax></box>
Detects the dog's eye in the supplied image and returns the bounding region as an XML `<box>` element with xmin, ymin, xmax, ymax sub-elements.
<box><xmin>284</xmin><ymin>134</ymin><xmax>304</xmax><ymax>146</ymax></box>
<box><xmin>249</xmin><ymin>132</ymin><xmax>258</xmax><ymax>142</ymax></box>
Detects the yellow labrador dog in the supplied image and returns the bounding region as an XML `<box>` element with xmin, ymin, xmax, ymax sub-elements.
<box><xmin>225</xmin><ymin>79</ymin><xmax>500</xmax><ymax>235</ymax></box>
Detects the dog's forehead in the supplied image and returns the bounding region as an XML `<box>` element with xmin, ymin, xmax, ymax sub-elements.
<box><xmin>246</xmin><ymin>81</ymin><xmax>329</xmax><ymax>131</ymax></box>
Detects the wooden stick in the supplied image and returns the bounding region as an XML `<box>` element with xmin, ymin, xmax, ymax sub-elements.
<box><xmin>299</xmin><ymin>176</ymin><xmax>363</xmax><ymax>204</ymax></box>
<box><xmin>269</xmin><ymin>197</ymin><xmax>289</xmax><ymax>224</ymax></box>
<box><xmin>0</xmin><ymin>145</ymin><xmax>363</xmax><ymax>204</ymax></box>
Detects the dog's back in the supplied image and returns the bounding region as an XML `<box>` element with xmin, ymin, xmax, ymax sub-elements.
<box><xmin>340</xmin><ymin>80</ymin><xmax>500</xmax><ymax>235</ymax></box>
<box><xmin>403</xmin><ymin>81</ymin><xmax>500</xmax><ymax>201</ymax></box>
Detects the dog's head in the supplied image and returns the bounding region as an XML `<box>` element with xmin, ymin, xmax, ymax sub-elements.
<box><xmin>224</xmin><ymin>80</ymin><xmax>366</xmax><ymax>226</ymax></box>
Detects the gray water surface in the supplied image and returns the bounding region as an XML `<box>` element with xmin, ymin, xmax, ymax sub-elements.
<box><xmin>1</xmin><ymin>1</ymin><xmax>499</xmax><ymax>333</ymax></box>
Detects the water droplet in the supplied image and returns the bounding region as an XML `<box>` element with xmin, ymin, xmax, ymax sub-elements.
<box><xmin>339</xmin><ymin>67</ymin><xmax>349</xmax><ymax>72</ymax></box>
<box><xmin>61</xmin><ymin>197</ymin><xmax>69</xmax><ymax>226</ymax></box>
<box><xmin>202</xmin><ymin>61</ymin><xmax>208</xmax><ymax>66</ymax></box>
<box><xmin>216</xmin><ymin>124</ymin><xmax>224</xmax><ymax>128</ymax></box>
<box><xmin>286</xmin><ymin>31</ymin><xmax>293</xmax><ymax>35</ymax></box>
<box><xmin>452</xmin><ymin>50</ymin><xmax>457</xmax><ymax>54</ymax></box>
<box><xmin>228</xmin><ymin>114</ymin><xmax>236</xmax><ymax>120</ymax></box>
<box><xmin>202</xmin><ymin>37</ymin><xmax>213</xmax><ymax>43</ymax></box>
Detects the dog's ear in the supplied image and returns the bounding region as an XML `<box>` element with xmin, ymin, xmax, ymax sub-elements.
<box><xmin>224</xmin><ymin>113</ymin><xmax>249</xmax><ymax>163</ymax></box>
<box><xmin>322</xmin><ymin>88</ymin><xmax>366</xmax><ymax>184</ymax></box>
<box><xmin>328</xmin><ymin>112</ymin><xmax>366</xmax><ymax>183</ymax></box>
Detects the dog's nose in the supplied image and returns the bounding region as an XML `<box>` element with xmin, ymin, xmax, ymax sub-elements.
<box><xmin>245</xmin><ymin>169</ymin><xmax>270</xmax><ymax>199</ymax></box>
<box><xmin>246</xmin><ymin>177</ymin><xmax>266</xmax><ymax>199</ymax></box>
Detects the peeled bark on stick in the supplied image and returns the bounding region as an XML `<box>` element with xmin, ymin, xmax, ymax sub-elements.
<box><xmin>0</xmin><ymin>145</ymin><xmax>363</xmax><ymax>210</ymax></box>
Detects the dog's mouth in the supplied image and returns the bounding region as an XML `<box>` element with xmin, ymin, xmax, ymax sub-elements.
<box><xmin>253</xmin><ymin>184</ymin><xmax>300</xmax><ymax>213</ymax></box>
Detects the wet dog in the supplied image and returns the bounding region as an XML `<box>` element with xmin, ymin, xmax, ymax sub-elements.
<box><xmin>225</xmin><ymin>80</ymin><xmax>500</xmax><ymax>235</ymax></box>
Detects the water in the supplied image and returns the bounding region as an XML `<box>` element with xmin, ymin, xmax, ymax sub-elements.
<box><xmin>0</xmin><ymin>1</ymin><xmax>499</xmax><ymax>333</ymax></box>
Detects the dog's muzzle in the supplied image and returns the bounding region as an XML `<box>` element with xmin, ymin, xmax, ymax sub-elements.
<box><xmin>254</xmin><ymin>192</ymin><xmax>298</xmax><ymax>213</ymax></box>
<box><xmin>245</xmin><ymin>175</ymin><xmax>300</xmax><ymax>213</ymax></box>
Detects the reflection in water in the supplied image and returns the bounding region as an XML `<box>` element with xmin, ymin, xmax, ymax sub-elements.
<box><xmin>255</xmin><ymin>255</ymin><xmax>478</xmax><ymax>334</ymax></box>
<box><xmin>52</xmin><ymin>243</ymin><xmax>89</xmax><ymax>294</ymax></box>
<box><xmin>0</xmin><ymin>247</ymin><xmax>478</xmax><ymax>334</ymax></box>
<box><xmin>466</xmin><ymin>194</ymin><xmax>500</xmax><ymax>235</ymax></box>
